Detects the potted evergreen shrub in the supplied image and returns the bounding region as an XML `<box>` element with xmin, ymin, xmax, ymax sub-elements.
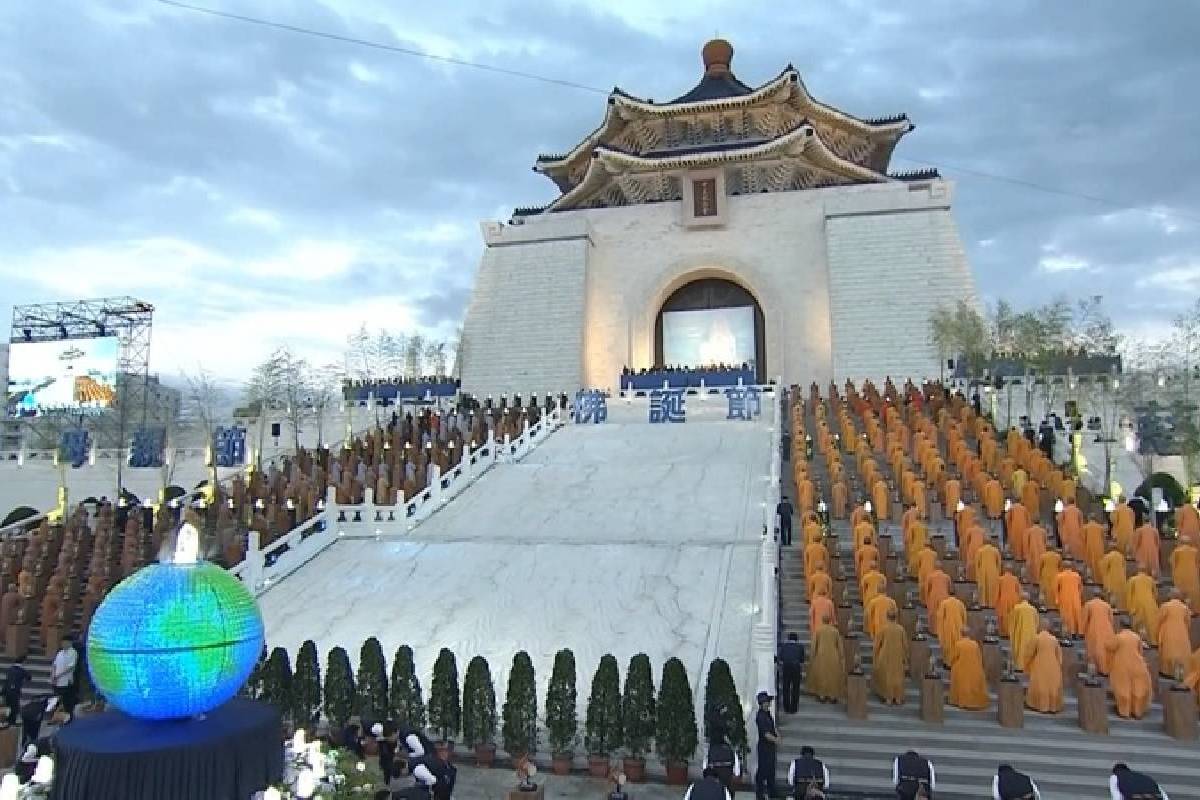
<box><xmin>389</xmin><ymin>644</ymin><xmax>427</xmax><ymax>730</ymax></box>
<box><xmin>429</xmin><ymin>647</ymin><xmax>461</xmax><ymax>760</ymax></box>
<box><xmin>292</xmin><ymin>640</ymin><xmax>323</xmax><ymax>733</ymax></box>
<box><xmin>656</xmin><ymin>658</ymin><xmax>698</xmax><ymax>785</ymax></box>
<box><xmin>357</xmin><ymin>637</ymin><xmax>389</xmax><ymax>724</ymax></box>
<box><xmin>702</xmin><ymin>658</ymin><xmax>748</xmax><ymax>784</ymax></box>
<box><xmin>502</xmin><ymin>650</ymin><xmax>538</xmax><ymax>761</ymax></box>
<box><xmin>584</xmin><ymin>654</ymin><xmax>622</xmax><ymax>777</ymax></box>
<box><xmin>620</xmin><ymin>653</ymin><xmax>655</xmax><ymax>782</ymax></box>
<box><xmin>546</xmin><ymin>648</ymin><xmax>578</xmax><ymax>775</ymax></box>
<box><xmin>244</xmin><ymin>646</ymin><xmax>268</xmax><ymax>699</ymax></box>
<box><xmin>261</xmin><ymin>646</ymin><xmax>294</xmax><ymax>724</ymax></box>
<box><xmin>324</xmin><ymin>646</ymin><xmax>356</xmax><ymax>730</ymax></box>
<box><xmin>462</xmin><ymin>655</ymin><xmax>498</xmax><ymax>767</ymax></box>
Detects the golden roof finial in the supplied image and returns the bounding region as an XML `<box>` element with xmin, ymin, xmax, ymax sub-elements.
<box><xmin>701</xmin><ymin>38</ymin><xmax>733</xmax><ymax>77</ymax></box>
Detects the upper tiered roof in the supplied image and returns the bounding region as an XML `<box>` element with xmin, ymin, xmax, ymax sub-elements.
<box><xmin>525</xmin><ymin>40</ymin><xmax>924</xmax><ymax>215</ymax></box>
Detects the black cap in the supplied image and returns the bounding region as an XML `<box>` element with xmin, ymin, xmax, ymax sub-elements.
<box><xmin>756</xmin><ymin>691</ymin><xmax>773</xmax><ymax>704</ymax></box>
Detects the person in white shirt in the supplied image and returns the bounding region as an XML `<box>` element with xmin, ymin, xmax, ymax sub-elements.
<box><xmin>1109</xmin><ymin>763</ymin><xmax>1167</xmax><ymax>800</ymax></box>
<box><xmin>992</xmin><ymin>764</ymin><xmax>1040</xmax><ymax>799</ymax></box>
<box><xmin>50</xmin><ymin>636</ymin><xmax>78</xmax><ymax>715</ymax></box>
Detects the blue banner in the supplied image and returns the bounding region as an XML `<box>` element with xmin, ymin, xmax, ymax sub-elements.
<box><xmin>214</xmin><ymin>425</ymin><xmax>248</xmax><ymax>467</ymax></box>
<box><xmin>60</xmin><ymin>429</ymin><xmax>90</xmax><ymax>469</ymax></box>
<box><xmin>130</xmin><ymin>426</ymin><xmax>166</xmax><ymax>468</ymax></box>
<box><xmin>622</xmin><ymin>369</ymin><xmax>755</xmax><ymax>391</ymax></box>
<box><xmin>349</xmin><ymin>381</ymin><xmax>458</xmax><ymax>403</ymax></box>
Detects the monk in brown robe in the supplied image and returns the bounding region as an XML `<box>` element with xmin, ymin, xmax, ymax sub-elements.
<box><xmin>1107</xmin><ymin>622</ymin><xmax>1152</xmax><ymax>719</ymax></box>
<box><xmin>948</xmin><ymin>629</ymin><xmax>989</xmax><ymax>710</ymax></box>
<box><xmin>806</xmin><ymin>615</ymin><xmax>846</xmax><ymax>703</ymax></box>
<box><xmin>1155</xmin><ymin>590</ymin><xmax>1193</xmax><ymax>678</ymax></box>
<box><xmin>1054</xmin><ymin>560</ymin><xmax>1085</xmax><ymax>636</ymax></box>
<box><xmin>872</xmin><ymin>609</ymin><xmax>907</xmax><ymax>704</ymax></box>
<box><xmin>1082</xmin><ymin>590</ymin><xmax>1116</xmax><ymax>674</ymax></box>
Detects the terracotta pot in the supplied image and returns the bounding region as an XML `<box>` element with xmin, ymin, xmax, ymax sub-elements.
<box><xmin>587</xmin><ymin>755</ymin><xmax>611</xmax><ymax>777</ymax></box>
<box><xmin>552</xmin><ymin>753</ymin><xmax>573</xmax><ymax>775</ymax></box>
<box><xmin>435</xmin><ymin>740</ymin><xmax>455</xmax><ymax>761</ymax></box>
<box><xmin>664</xmin><ymin>759</ymin><xmax>690</xmax><ymax>785</ymax></box>
<box><xmin>475</xmin><ymin>743</ymin><xmax>497</xmax><ymax>768</ymax></box>
<box><xmin>622</xmin><ymin>756</ymin><xmax>646</xmax><ymax>783</ymax></box>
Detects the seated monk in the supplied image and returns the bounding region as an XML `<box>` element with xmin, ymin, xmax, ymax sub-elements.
<box><xmin>1024</xmin><ymin>621</ymin><xmax>1064</xmax><ymax>713</ymax></box>
<box><xmin>1107</xmin><ymin>622</ymin><xmax>1152</xmax><ymax>719</ymax></box>
<box><xmin>1155</xmin><ymin>590</ymin><xmax>1193</xmax><ymax>678</ymax></box>
<box><xmin>872</xmin><ymin>609</ymin><xmax>907</xmax><ymax>705</ymax></box>
<box><xmin>948</xmin><ymin>630</ymin><xmax>989</xmax><ymax>710</ymax></box>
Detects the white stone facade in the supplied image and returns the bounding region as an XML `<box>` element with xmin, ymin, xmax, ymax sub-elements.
<box><xmin>460</xmin><ymin>179</ymin><xmax>976</xmax><ymax>397</ymax></box>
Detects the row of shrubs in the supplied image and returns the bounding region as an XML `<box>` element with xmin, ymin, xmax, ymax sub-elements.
<box><xmin>247</xmin><ymin>639</ymin><xmax>749</xmax><ymax>764</ymax></box>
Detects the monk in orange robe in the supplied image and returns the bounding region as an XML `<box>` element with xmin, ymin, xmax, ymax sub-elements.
<box><xmin>1169</xmin><ymin>542</ymin><xmax>1200</xmax><ymax>609</ymax></box>
<box><xmin>1100</xmin><ymin>549</ymin><xmax>1127</xmax><ymax>609</ymax></box>
<box><xmin>935</xmin><ymin>594</ymin><xmax>967</xmax><ymax>664</ymax></box>
<box><xmin>922</xmin><ymin>562</ymin><xmax>952</xmax><ymax>617</ymax></box>
<box><xmin>807</xmin><ymin>568</ymin><xmax>832</xmax><ymax>603</ymax></box>
<box><xmin>810</xmin><ymin>588</ymin><xmax>835</xmax><ymax>637</ymax></box>
<box><xmin>974</xmin><ymin>539</ymin><xmax>1002</xmax><ymax>608</ymax></box>
<box><xmin>913</xmin><ymin>545</ymin><xmax>937</xmax><ymax>586</ymax></box>
<box><xmin>860</xmin><ymin>568</ymin><xmax>887</xmax><ymax>609</ymax></box>
<box><xmin>1132</xmin><ymin>522</ymin><xmax>1161</xmax><ymax>577</ymax></box>
<box><xmin>1058</xmin><ymin>501</ymin><xmax>1085</xmax><ymax>562</ymax></box>
<box><xmin>865</xmin><ymin>592</ymin><xmax>897</xmax><ymax>643</ymax></box>
<box><xmin>1082</xmin><ymin>517</ymin><xmax>1106</xmax><ymax>577</ymax></box>
<box><xmin>803</xmin><ymin>518</ymin><xmax>824</xmax><ymax>547</ymax></box>
<box><xmin>996</xmin><ymin>571</ymin><xmax>1022</xmax><ymax>635</ymax></box>
<box><xmin>1155</xmin><ymin>590</ymin><xmax>1193</xmax><ymax>678</ymax></box>
<box><xmin>1024</xmin><ymin>525</ymin><xmax>1047</xmax><ymax>583</ymax></box>
<box><xmin>805</xmin><ymin>540</ymin><xmax>830</xmax><ymax>577</ymax></box>
<box><xmin>871</xmin><ymin>478</ymin><xmax>890</xmax><ymax>523</ymax></box>
<box><xmin>1024</xmin><ymin>622</ymin><xmax>1064</xmax><ymax>713</ymax></box>
<box><xmin>1126</xmin><ymin>569</ymin><xmax>1160</xmax><ymax>644</ymax></box>
<box><xmin>1053</xmin><ymin>561</ymin><xmax>1084</xmax><ymax>636</ymax></box>
<box><xmin>1176</xmin><ymin>502</ymin><xmax>1200</xmax><ymax>546</ymax></box>
<box><xmin>1082</xmin><ymin>590</ymin><xmax>1116</xmax><ymax>674</ymax></box>
<box><xmin>853</xmin><ymin>519</ymin><xmax>875</xmax><ymax>553</ymax></box>
<box><xmin>831</xmin><ymin>481</ymin><xmax>848</xmax><ymax>519</ymax></box>
<box><xmin>948</xmin><ymin>630</ymin><xmax>990</xmax><ymax>710</ymax></box>
<box><xmin>1008</xmin><ymin>592</ymin><xmax>1041</xmax><ymax>671</ymax></box>
<box><xmin>872</xmin><ymin>609</ymin><xmax>908</xmax><ymax>704</ymax></box>
<box><xmin>1038</xmin><ymin>550</ymin><xmax>1062</xmax><ymax>610</ymax></box>
<box><xmin>944</xmin><ymin>479</ymin><xmax>961</xmax><ymax>519</ymax></box>
<box><xmin>1107</xmin><ymin>623</ymin><xmax>1152</xmax><ymax>719</ymax></box>
<box><xmin>1111</xmin><ymin>499</ymin><xmax>1135</xmax><ymax>554</ymax></box>
<box><xmin>1020</xmin><ymin>479</ymin><xmax>1041</xmax><ymax>524</ymax></box>
<box><xmin>1006</xmin><ymin>501</ymin><xmax>1032</xmax><ymax>562</ymax></box>
<box><xmin>905</xmin><ymin>520</ymin><xmax>929</xmax><ymax>572</ymax></box>
<box><xmin>982</xmin><ymin>478</ymin><xmax>1003</xmax><ymax>520</ymax></box>
<box><xmin>856</xmin><ymin>540</ymin><xmax>880</xmax><ymax>579</ymax></box>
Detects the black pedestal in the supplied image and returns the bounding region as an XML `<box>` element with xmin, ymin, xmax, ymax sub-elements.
<box><xmin>52</xmin><ymin>698</ymin><xmax>283</xmax><ymax>800</ymax></box>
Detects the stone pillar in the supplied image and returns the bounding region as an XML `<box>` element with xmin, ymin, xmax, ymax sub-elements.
<box><xmin>5</xmin><ymin>623</ymin><xmax>28</xmax><ymax>660</ymax></box>
<box><xmin>842</xmin><ymin>631</ymin><xmax>860</xmax><ymax>676</ymax></box>
<box><xmin>883</xmin><ymin>555</ymin><xmax>898</xmax><ymax>583</ymax></box>
<box><xmin>910</xmin><ymin>635</ymin><xmax>931</xmax><ymax>680</ymax></box>
<box><xmin>1077</xmin><ymin>679</ymin><xmax>1109</xmax><ymax>735</ymax></box>
<box><xmin>1060</xmin><ymin>640</ymin><xmax>1081</xmax><ymax>697</ymax></box>
<box><xmin>846</xmin><ymin>671</ymin><xmax>868</xmax><ymax>720</ymax></box>
<box><xmin>953</xmin><ymin>580</ymin><xmax>974</xmax><ymax>604</ymax></box>
<box><xmin>931</xmin><ymin>535</ymin><xmax>947</xmax><ymax>561</ymax></box>
<box><xmin>877</xmin><ymin>534</ymin><xmax>892</xmax><ymax>563</ymax></box>
<box><xmin>889</xmin><ymin>576</ymin><xmax>909</xmax><ymax>607</ymax></box>
<box><xmin>899</xmin><ymin>603</ymin><xmax>917</xmax><ymax>639</ymax></box>
<box><xmin>998</xmin><ymin>678</ymin><xmax>1024</xmax><ymax>728</ymax></box>
<box><xmin>967</xmin><ymin>605</ymin><xmax>988</xmax><ymax>642</ymax></box>
<box><xmin>920</xmin><ymin>673</ymin><xmax>945</xmax><ymax>724</ymax></box>
<box><xmin>1145</xmin><ymin>646</ymin><xmax>1163</xmax><ymax>701</ymax></box>
<box><xmin>1163</xmin><ymin>685</ymin><xmax>1198</xmax><ymax>741</ymax></box>
<box><xmin>836</xmin><ymin>603</ymin><xmax>853</xmax><ymax>636</ymax></box>
<box><xmin>981</xmin><ymin>637</ymin><xmax>1002</xmax><ymax>688</ymax></box>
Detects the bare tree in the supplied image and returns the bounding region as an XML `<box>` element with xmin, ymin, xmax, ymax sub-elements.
<box><xmin>308</xmin><ymin>362</ymin><xmax>344</xmax><ymax>449</ymax></box>
<box><xmin>244</xmin><ymin>351</ymin><xmax>285</xmax><ymax>470</ymax></box>
<box><xmin>405</xmin><ymin>334</ymin><xmax>426</xmax><ymax>380</ymax></box>
<box><xmin>424</xmin><ymin>340</ymin><xmax>448</xmax><ymax>379</ymax></box>
<box><xmin>270</xmin><ymin>347</ymin><xmax>312</xmax><ymax>452</ymax></box>
<box><xmin>182</xmin><ymin>367</ymin><xmax>229</xmax><ymax>496</ymax></box>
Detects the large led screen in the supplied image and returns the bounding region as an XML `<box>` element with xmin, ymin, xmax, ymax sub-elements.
<box><xmin>662</xmin><ymin>306</ymin><xmax>755</xmax><ymax>368</ymax></box>
<box><xmin>6</xmin><ymin>337</ymin><xmax>120</xmax><ymax>417</ymax></box>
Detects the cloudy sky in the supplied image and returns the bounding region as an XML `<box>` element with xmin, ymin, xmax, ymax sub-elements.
<box><xmin>1</xmin><ymin>0</ymin><xmax>1198</xmax><ymax>382</ymax></box>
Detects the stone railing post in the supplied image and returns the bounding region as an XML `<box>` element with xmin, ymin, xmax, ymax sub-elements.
<box><xmin>245</xmin><ymin>530</ymin><xmax>265</xmax><ymax>594</ymax></box>
<box><xmin>325</xmin><ymin>485</ymin><xmax>339</xmax><ymax>528</ymax></box>
<box><xmin>430</xmin><ymin>465</ymin><xmax>443</xmax><ymax>501</ymax></box>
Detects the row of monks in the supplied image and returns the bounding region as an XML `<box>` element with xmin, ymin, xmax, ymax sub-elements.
<box><xmin>789</xmin><ymin>378</ymin><xmax>1200</xmax><ymax>724</ymax></box>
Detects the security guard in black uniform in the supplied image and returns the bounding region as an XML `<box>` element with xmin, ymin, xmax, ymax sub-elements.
<box><xmin>1110</xmin><ymin>763</ymin><xmax>1168</xmax><ymax>800</ymax></box>
<box><xmin>684</xmin><ymin>768</ymin><xmax>733</xmax><ymax>800</ymax></box>
<box><xmin>704</xmin><ymin>724</ymin><xmax>741</xmax><ymax>799</ymax></box>
<box><xmin>992</xmin><ymin>764</ymin><xmax>1039</xmax><ymax>799</ymax></box>
<box><xmin>777</xmin><ymin>634</ymin><xmax>805</xmax><ymax>714</ymax></box>
<box><xmin>788</xmin><ymin>746</ymin><xmax>829</xmax><ymax>799</ymax></box>
<box><xmin>754</xmin><ymin>691</ymin><xmax>779</xmax><ymax>800</ymax></box>
<box><xmin>892</xmin><ymin>750</ymin><xmax>934</xmax><ymax>799</ymax></box>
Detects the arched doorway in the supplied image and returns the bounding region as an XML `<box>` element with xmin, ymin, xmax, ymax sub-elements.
<box><xmin>654</xmin><ymin>277</ymin><xmax>766</xmax><ymax>383</ymax></box>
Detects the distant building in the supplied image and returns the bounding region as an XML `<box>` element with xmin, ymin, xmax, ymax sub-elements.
<box><xmin>460</xmin><ymin>39</ymin><xmax>977</xmax><ymax>397</ymax></box>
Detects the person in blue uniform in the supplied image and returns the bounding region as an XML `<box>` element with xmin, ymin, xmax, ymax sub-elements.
<box><xmin>754</xmin><ymin>691</ymin><xmax>779</xmax><ymax>800</ymax></box>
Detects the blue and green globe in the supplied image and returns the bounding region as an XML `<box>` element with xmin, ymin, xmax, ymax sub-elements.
<box><xmin>87</xmin><ymin>561</ymin><xmax>265</xmax><ymax>720</ymax></box>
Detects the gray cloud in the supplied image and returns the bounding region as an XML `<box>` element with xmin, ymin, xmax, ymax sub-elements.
<box><xmin>0</xmin><ymin>0</ymin><xmax>1197</xmax><ymax>378</ymax></box>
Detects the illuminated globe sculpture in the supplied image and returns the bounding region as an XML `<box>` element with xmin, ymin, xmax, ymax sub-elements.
<box><xmin>86</xmin><ymin>524</ymin><xmax>264</xmax><ymax>720</ymax></box>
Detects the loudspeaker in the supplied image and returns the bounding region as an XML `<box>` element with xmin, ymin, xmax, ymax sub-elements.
<box><xmin>270</xmin><ymin>423</ymin><xmax>281</xmax><ymax>437</ymax></box>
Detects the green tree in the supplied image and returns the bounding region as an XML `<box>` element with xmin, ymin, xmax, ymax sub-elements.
<box><xmin>357</xmin><ymin>637</ymin><xmax>390</xmax><ymax>722</ymax></box>
<box><xmin>292</xmin><ymin>640</ymin><xmax>323</xmax><ymax>730</ymax></box>
<box><xmin>429</xmin><ymin>648</ymin><xmax>461</xmax><ymax>743</ymax></box>
<box><xmin>584</xmin><ymin>654</ymin><xmax>622</xmax><ymax>756</ymax></box>
<box><xmin>389</xmin><ymin>644</ymin><xmax>427</xmax><ymax>729</ymax></box>
<box><xmin>324</xmin><ymin>646</ymin><xmax>356</xmax><ymax>728</ymax></box>
<box><xmin>655</xmin><ymin>658</ymin><xmax>698</xmax><ymax>764</ymax></box>
<box><xmin>502</xmin><ymin>650</ymin><xmax>538</xmax><ymax>757</ymax></box>
<box><xmin>702</xmin><ymin>658</ymin><xmax>747</xmax><ymax>760</ymax></box>
<box><xmin>546</xmin><ymin>648</ymin><xmax>578</xmax><ymax>756</ymax></box>
<box><xmin>462</xmin><ymin>655</ymin><xmax>497</xmax><ymax>748</ymax></box>
<box><xmin>621</xmin><ymin>653</ymin><xmax>655</xmax><ymax>757</ymax></box>
<box><xmin>260</xmin><ymin>646</ymin><xmax>294</xmax><ymax>717</ymax></box>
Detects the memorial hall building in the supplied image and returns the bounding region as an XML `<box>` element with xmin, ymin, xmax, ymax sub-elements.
<box><xmin>460</xmin><ymin>40</ymin><xmax>977</xmax><ymax>397</ymax></box>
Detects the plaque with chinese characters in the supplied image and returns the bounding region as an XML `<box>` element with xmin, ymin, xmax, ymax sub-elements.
<box><xmin>692</xmin><ymin>178</ymin><xmax>718</xmax><ymax>218</ymax></box>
